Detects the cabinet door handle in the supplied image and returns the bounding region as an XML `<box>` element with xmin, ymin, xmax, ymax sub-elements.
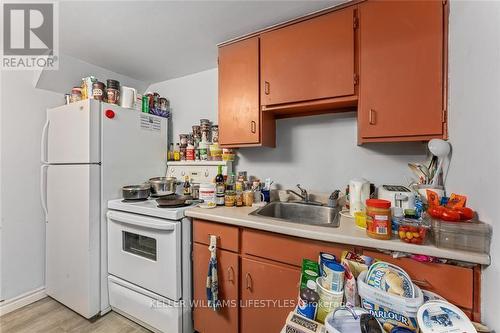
<box><xmin>245</xmin><ymin>273</ymin><xmax>252</xmax><ymax>291</ymax></box>
<box><xmin>228</xmin><ymin>266</ymin><xmax>235</xmax><ymax>283</ymax></box>
<box><xmin>250</xmin><ymin>121</ymin><xmax>256</xmax><ymax>133</ymax></box>
<box><xmin>369</xmin><ymin>109</ymin><xmax>376</xmax><ymax>125</ymax></box>
<box><xmin>264</xmin><ymin>81</ymin><xmax>270</xmax><ymax>95</ymax></box>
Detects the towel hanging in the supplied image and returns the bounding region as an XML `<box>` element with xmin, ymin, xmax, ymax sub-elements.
<box><xmin>206</xmin><ymin>235</ymin><xmax>220</xmax><ymax>311</ymax></box>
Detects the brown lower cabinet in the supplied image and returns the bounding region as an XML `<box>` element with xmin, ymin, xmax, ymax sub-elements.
<box><xmin>193</xmin><ymin>243</ymin><xmax>239</xmax><ymax>333</ymax></box>
<box><xmin>240</xmin><ymin>258</ymin><xmax>300</xmax><ymax>333</ymax></box>
<box><xmin>192</xmin><ymin>219</ymin><xmax>481</xmax><ymax>332</ymax></box>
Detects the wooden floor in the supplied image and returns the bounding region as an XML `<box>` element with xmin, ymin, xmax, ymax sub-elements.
<box><xmin>0</xmin><ymin>297</ymin><xmax>151</xmax><ymax>333</ymax></box>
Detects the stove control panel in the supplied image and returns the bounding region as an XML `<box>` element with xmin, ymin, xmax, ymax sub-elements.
<box><xmin>166</xmin><ymin>161</ymin><xmax>232</xmax><ymax>184</ymax></box>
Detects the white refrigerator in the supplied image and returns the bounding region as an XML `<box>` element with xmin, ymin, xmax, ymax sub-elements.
<box><xmin>40</xmin><ymin>99</ymin><xmax>168</xmax><ymax>318</ymax></box>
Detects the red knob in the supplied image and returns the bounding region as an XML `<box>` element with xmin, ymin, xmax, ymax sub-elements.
<box><xmin>105</xmin><ymin>110</ymin><xmax>115</xmax><ymax>119</ymax></box>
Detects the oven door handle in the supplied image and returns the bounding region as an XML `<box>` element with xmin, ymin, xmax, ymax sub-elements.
<box><xmin>107</xmin><ymin>211</ymin><xmax>176</xmax><ymax>231</ymax></box>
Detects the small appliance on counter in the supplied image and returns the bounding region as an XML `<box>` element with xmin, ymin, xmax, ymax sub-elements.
<box><xmin>349</xmin><ymin>178</ymin><xmax>370</xmax><ymax>216</ymax></box>
<box><xmin>377</xmin><ymin>185</ymin><xmax>416</xmax><ymax>210</ymax></box>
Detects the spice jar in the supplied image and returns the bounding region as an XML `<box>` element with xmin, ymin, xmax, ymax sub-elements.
<box><xmin>186</xmin><ymin>144</ymin><xmax>195</xmax><ymax>161</ymax></box>
<box><xmin>179</xmin><ymin>134</ymin><xmax>189</xmax><ymax>147</ymax></box>
<box><xmin>70</xmin><ymin>87</ymin><xmax>82</xmax><ymax>103</ymax></box>
<box><xmin>224</xmin><ymin>191</ymin><xmax>236</xmax><ymax>207</ymax></box>
<box><xmin>106</xmin><ymin>79</ymin><xmax>120</xmax><ymax>104</ymax></box>
<box><xmin>211</xmin><ymin>125</ymin><xmax>219</xmax><ymax>143</ymax></box>
<box><xmin>92</xmin><ymin>82</ymin><xmax>105</xmax><ymax>101</ymax></box>
<box><xmin>365</xmin><ymin>199</ymin><xmax>392</xmax><ymax>240</ymax></box>
<box><xmin>180</xmin><ymin>147</ymin><xmax>186</xmax><ymax>161</ymax></box>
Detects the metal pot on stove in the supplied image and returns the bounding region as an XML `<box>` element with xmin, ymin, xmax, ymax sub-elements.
<box><xmin>122</xmin><ymin>184</ymin><xmax>151</xmax><ymax>200</ymax></box>
<box><xmin>149</xmin><ymin>177</ymin><xmax>179</xmax><ymax>197</ymax></box>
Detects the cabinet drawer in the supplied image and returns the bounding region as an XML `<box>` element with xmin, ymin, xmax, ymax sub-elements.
<box><xmin>242</xmin><ymin>229</ymin><xmax>353</xmax><ymax>267</ymax></box>
<box><xmin>193</xmin><ymin>219</ymin><xmax>239</xmax><ymax>252</ymax></box>
<box><xmin>363</xmin><ymin>250</ymin><xmax>474</xmax><ymax>309</ymax></box>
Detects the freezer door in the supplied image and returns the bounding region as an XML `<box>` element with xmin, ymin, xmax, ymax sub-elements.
<box><xmin>45</xmin><ymin>164</ymin><xmax>100</xmax><ymax>319</ymax></box>
<box><xmin>43</xmin><ymin>100</ymin><xmax>100</xmax><ymax>164</ymax></box>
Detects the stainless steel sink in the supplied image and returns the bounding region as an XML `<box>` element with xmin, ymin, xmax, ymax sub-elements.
<box><xmin>250</xmin><ymin>202</ymin><xmax>341</xmax><ymax>228</ymax></box>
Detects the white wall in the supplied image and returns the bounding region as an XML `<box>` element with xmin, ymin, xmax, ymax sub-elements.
<box><xmin>147</xmin><ymin>69</ymin><xmax>428</xmax><ymax>191</ymax></box>
<box><xmin>148</xmin><ymin>3</ymin><xmax>500</xmax><ymax>328</ymax></box>
<box><xmin>0</xmin><ymin>71</ymin><xmax>63</xmax><ymax>301</ymax></box>
<box><xmin>446</xmin><ymin>1</ymin><xmax>500</xmax><ymax>330</ymax></box>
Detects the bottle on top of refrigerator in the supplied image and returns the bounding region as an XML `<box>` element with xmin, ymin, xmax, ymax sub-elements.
<box><xmin>215</xmin><ymin>165</ymin><xmax>225</xmax><ymax>206</ymax></box>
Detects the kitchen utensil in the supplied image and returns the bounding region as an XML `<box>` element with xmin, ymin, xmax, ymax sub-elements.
<box><xmin>122</xmin><ymin>184</ymin><xmax>150</xmax><ymax>200</ymax></box>
<box><xmin>120</xmin><ymin>86</ymin><xmax>137</xmax><ymax>109</ymax></box>
<box><xmin>149</xmin><ymin>177</ymin><xmax>178</xmax><ymax>197</ymax></box>
<box><xmin>155</xmin><ymin>194</ymin><xmax>202</xmax><ymax>207</ymax></box>
<box><xmin>428</xmin><ymin>139</ymin><xmax>451</xmax><ymax>186</ymax></box>
<box><xmin>349</xmin><ymin>178</ymin><xmax>370</xmax><ymax>216</ymax></box>
<box><xmin>408</xmin><ymin>163</ymin><xmax>428</xmax><ymax>183</ymax></box>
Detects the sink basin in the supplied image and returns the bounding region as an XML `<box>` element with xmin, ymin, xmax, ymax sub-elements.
<box><xmin>250</xmin><ymin>202</ymin><xmax>341</xmax><ymax>228</ymax></box>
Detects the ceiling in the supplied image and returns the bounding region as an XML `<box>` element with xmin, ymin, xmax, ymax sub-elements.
<box><xmin>60</xmin><ymin>1</ymin><xmax>344</xmax><ymax>84</ymax></box>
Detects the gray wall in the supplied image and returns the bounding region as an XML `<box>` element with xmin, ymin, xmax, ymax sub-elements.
<box><xmin>446</xmin><ymin>1</ymin><xmax>500</xmax><ymax>329</ymax></box>
<box><xmin>148</xmin><ymin>69</ymin><xmax>428</xmax><ymax>192</ymax></box>
<box><xmin>0</xmin><ymin>71</ymin><xmax>63</xmax><ymax>300</ymax></box>
<box><xmin>148</xmin><ymin>3</ymin><xmax>500</xmax><ymax>327</ymax></box>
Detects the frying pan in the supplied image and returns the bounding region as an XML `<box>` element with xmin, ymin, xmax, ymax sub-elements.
<box><xmin>156</xmin><ymin>194</ymin><xmax>203</xmax><ymax>207</ymax></box>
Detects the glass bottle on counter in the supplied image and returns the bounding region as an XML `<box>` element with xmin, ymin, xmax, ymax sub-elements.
<box><xmin>183</xmin><ymin>176</ymin><xmax>192</xmax><ymax>196</ymax></box>
<box><xmin>215</xmin><ymin>165</ymin><xmax>225</xmax><ymax>206</ymax></box>
<box><xmin>173</xmin><ymin>143</ymin><xmax>181</xmax><ymax>161</ymax></box>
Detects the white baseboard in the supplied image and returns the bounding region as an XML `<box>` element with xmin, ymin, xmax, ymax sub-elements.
<box><xmin>0</xmin><ymin>287</ymin><xmax>46</xmax><ymax>316</ymax></box>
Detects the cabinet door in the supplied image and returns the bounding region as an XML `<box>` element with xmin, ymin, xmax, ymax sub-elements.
<box><xmin>241</xmin><ymin>257</ymin><xmax>300</xmax><ymax>333</ymax></box>
<box><xmin>218</xmin><ymin>37</ymin><xmax>260</xmax><ymax>145</ymax></box>
<box><xmin>261</xmin><ymin>7</ymin><xmax>355</xmax><ymax>106</ymax></box>
<box><xmin>193</xmin><ymin>243</ymin><xmax>239</xmax><ymax>333</ymax></box>
<box><xmin>358</xmin><ymin>1</ymin><xmax>444</xmax><ymax>140</ymax></box>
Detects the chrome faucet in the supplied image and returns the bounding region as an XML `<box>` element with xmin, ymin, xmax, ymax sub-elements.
<box><xmin>288</xmin><ymin>184</ymin><xmax>323</xmax><ymax>206</ymax></box>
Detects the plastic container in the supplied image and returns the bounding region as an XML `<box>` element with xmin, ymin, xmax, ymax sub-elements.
<box><xmin>316</xmin><ymin>277</ymin><xmax>344</xmax><ymax>323</ymax></box>
<box><xmin>398</xmin><ymin>218</ymin><xmax>430</xmax><ymax>245</ymax></box>
<box><xmin>322</xmin><ymin>261</ymin><xmax>345</xmax><ymax>292</ymax></box>
<box><xmin>358</xmin><ymin>271</ymin><xmax>423</xmax><ymax>332</ymax></box>
<box><xmin>366</xmin><ymin>199</ymin><xmax>392</xmax><ymax>240</ymax></box>
<box><xmin>432</xmin><ymin>219</ymin><xmax>492</xmax><ymax>254</ymax></box>
<box><xmin>199</xmin><ymin>183</ymin><xmax>216</xmax><ymax>206</ymax></box>
<box><xmin>354</xmin><ymin>212</ymin><xmax>367</xmax><ymax>229</ymax></box>
<box><xmin>324</xmin><ymin>307</ymin><xmax>374</xmax><ymax>333</ymax></box>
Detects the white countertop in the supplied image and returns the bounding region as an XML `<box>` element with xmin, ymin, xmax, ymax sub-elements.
<box><xmin>185</xmin><ymin>206</ymin><xmax>491</xmax><ymax>265</ymax></box>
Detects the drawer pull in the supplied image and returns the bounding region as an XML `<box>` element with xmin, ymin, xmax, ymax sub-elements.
<box><xmin>369</xmin><ymin>109</ymin><xmax>376</xmax><ymax>125</ymax></box>
<box><xmin>264</xmin><ymin>81</ymin><xmax>270</xmax><ymax>95</ymax></box>
<box><xmin>250</xmin><ymin>121</ymin><xmax>256</xmax><ymax>133</ymax></box>
<box><xmin>412</xmin><ymin>279</ymin><xmax>432</xmax><ymax>288</ymax></box>
<box><xmin>245</xmin><ymin>273</ymin><xmax>253</xmax><ymax>291</ymax></box>
<box><xmin>228</xmin><ymin>266</ymin><xmax>235</xmax><ymax>283</ymax></box>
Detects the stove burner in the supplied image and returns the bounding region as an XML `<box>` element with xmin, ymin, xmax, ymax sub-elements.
<box><xmin>157</xmin><ymin>203</ymin><xmax>191</xmax><ymax>208</ymax></box>
<box><xmin>122</xmin><ymin>198</ymin><xmax>149</xmax><ymax>203</ymax></box>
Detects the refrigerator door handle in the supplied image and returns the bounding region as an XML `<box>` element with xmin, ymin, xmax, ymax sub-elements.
<box><xmin>40</xmin><ymin>165</ymin><xmax>48</xmax><ymax>221</ymax></box>
<box><xmin>41</xmin><ymin>119</ymin><xmax>50</xmax><ymax>163</ymax></box>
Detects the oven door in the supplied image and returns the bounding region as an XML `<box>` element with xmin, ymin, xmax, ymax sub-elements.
<box><xmin>107</xmin><ymin>210</ymin><xmax>181</xmax><ymax>301</ymax></box>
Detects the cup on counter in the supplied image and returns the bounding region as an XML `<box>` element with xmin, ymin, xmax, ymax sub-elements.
<box><xmin>253</xmin><ymin>190</ymin><xmax>265</xmax><ymax>204</ymax></box>
<box><xmin>262</xmin><ymin>189</ymin><xmax>271</xmax><ymax>203</ymax></box>
<box><xmin>278</xmin><ymin>190</ymin><xmax>290</xmax><ymax>202</ymax></box>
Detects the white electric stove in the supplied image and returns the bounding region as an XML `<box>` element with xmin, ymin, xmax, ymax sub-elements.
<box><xmin>106</xmin><ymin>161</ymin><xmax>231</xmax><ymax>333</ymax></box>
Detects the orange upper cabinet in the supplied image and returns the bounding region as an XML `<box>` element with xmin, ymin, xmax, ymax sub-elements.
<box><xmin>260</xmin><ymin>7</ymin><xmax>356</xmax><ymax>109</ymax></box>
<box><xmin>218</xmin><ymin>37</ymin><xmax>275</xmax><ymax>147</ymax></box>
<box><xmin>358</xmin><ymin>1</ymin><xmax>446</xmax><ymax>143</ymax></box>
